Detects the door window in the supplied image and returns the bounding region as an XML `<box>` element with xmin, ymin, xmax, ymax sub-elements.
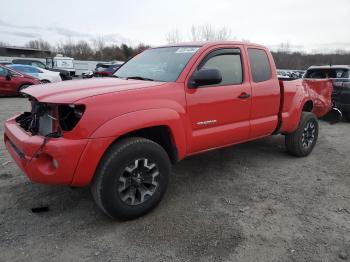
<box><xmin>198</xmin><ymin>50</ymin><xmax>243</xmax><ymax>86</ymax></box>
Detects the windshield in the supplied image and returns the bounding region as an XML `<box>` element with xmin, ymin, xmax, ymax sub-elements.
<box><xmin>114</xmin><ymin>46</ymin><xmax>200</xmax><ymax>82</ymax></box>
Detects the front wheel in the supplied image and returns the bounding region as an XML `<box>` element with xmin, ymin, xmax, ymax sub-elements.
<box><xmin>285</xmin><ymin>112</ymin><xmax>319</xmax><ymax>157</ymax></box>
<box><xmin>91</xmin><ymin>137</ymin><xmax>171</xmax><ymax>220</ymax></box>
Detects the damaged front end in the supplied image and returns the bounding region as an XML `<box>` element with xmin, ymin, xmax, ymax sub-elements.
<box><xmin>15</xmin><ymin>96</ymin><xmax>85</xmax><ymax>137</ymax></box>
<box><xmin>4</xmin><ymin>95</ymin><xmax>89</xmax><ymax>185</ymax></box>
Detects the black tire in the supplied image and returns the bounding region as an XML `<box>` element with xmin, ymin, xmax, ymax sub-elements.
<box><xmin>285</xmin><ymin>112</ymin><xmax>319</xmax><ymax>157</ymax></box>
<box><xmin>41</xmin><ymin>80</ymin><xmax>50</xmax><ymax>84</ymax></box>
<box><xmin>60</xmin><ymin>74</ymin><xmax>72</xmax><ymax>81</ymax></box>
<box><xmin>91</xmin><ymin>137</ymin><xmax>171</xmax><ymax>220</ymax></box>
<box><xmin>17</xmin><ymin>84</ymin><xmax>31</xmax><ymax>96</ymax></box>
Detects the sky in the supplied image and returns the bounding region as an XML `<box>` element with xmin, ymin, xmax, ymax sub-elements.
<box><xmin>1</xmin><ymin>0</ymin><xmax>350</xmax><ymax>53</ymax></box>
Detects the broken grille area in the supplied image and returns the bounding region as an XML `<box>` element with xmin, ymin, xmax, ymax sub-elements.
<box><xmin>15</xmin><ymin>98</ymin><xmax>85</xmax><ymax>136</ymax></box>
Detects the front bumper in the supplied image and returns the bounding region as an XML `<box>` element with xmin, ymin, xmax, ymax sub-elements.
<box><xmin>4</xmin><ymin>116</ymin><xmax>88</xmax><ymax>185</ymax></box>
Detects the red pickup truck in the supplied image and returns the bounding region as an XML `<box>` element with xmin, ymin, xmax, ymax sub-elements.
<box><xmin>4</xmin><ymin>41</ymin><xmax>333</xmax><ymax>219</ymax></box>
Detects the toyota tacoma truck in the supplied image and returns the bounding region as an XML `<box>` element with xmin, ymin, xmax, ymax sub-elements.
<box><xmin>4</xmin><ymin>41</ymin><xmax>334</xmax><ymax>219</ymax></box>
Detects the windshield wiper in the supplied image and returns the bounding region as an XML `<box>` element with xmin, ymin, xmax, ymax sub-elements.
<box><xmin>126</xmin><ymin>76</ymin><xmax>154</xmax><ymax>81</ymax></box>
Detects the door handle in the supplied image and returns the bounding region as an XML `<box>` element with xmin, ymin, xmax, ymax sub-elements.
<box><xmin>238</xmin><ymin>92</ymin><xmax>251</xmax><ymax>99</ymax></box>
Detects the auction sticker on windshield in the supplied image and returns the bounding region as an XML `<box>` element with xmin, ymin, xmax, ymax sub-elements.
<box><xmin>176</xmin><ymin>47</ymin><xmax>199</xmax><ymax>53</ymax></box>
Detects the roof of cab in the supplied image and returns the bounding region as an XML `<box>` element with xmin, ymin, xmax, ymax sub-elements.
<box><xmin>156</xmin><ymin>41</ymin><xmax>267</xmax><ymax>49</ymax></box>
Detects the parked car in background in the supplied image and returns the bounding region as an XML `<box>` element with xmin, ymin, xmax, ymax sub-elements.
<box><xmin>277</xmin><ymin>70</ymin><xmax>305</xmax><ymax>79</ymax></box>
<box><xmin>0</xmin><ymin>61</ymin><xmax>12</xmax><ymax>65</ymax></box>
<box><xmin>277</xmin><ymin>70</ymin><xmax>290</xmax><ymax>79</ymax></box>
<box><xmin>295</xmin><ymin>70</ymin><xmax>306</xmax><ymax>78</ymax></box>
<box><xmin>0</xmin><ymin>64</ymin><xmax>40</xmax><ymax>96</ymax></box>
<box><xmin>12</xmin><ymin>59</ymin><xmax>72</xmax><ymax>80</ymax></box>
<box><xmin>304</xmin><ymin>65</ymin><xmax>350</xmax><ymax>121</ymax></box>
<box><xmin>94</xmin><ymin>63</ymin><xmax>123</xmax><ymax>77</ymax></box>
<box><xmin>45</xmin><ymin>55</ymin><xmax>76</xmax><ymax>77</ymax></box>
<box><xmin>81</xmin><ymin>70</ymin><xmax>94</xmax><ymax>78</ymax></box>
<box><xmin>8</xmin><ymin>64</ymin><xmax>62</xmax><ymax>84</ymax></box>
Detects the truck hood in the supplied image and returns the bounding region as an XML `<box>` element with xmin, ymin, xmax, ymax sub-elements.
<box><xmin>23</xmin><ymin>78</ymin><xmax>166</xmax><ymax>103</ymax></box>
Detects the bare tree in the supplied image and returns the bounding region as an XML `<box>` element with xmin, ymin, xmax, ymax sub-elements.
<box><xmin>181</xmin><ymin>24</ymin><xmax>234</xmax><ymax>42</ymax></box>
<box><xmin>215</xmin><ymin>27</ymin><xmax>232</xmax><ymax>41</ymax></box>
<box><xmin>189</xmin><ymin>25</ymin><xmax>201</xmax><ymax>41</ymax></box>
<box><xmin>135</xmin><ymin>43</ymin><xmax>150</xmax><ymax>55</ymax></box>
<box><xmin>278</xmin><ymin>42</ymin><xmax>291</xmax><ymax>53</ymax></box>
<box><xmin>56</xmin><ymin>38</ymin><xmax>76</xmax><ymax>57</ymax></box>
<box><xmin>166</xmin><ymin>29</ymin><xmax>183</xmax><ymax>44</ymax></box>
<box><xmin>0</xmin><ymin>41</ymin><xmax>8</xmax><ymax>47</ymax></box>
<box><xmin>74</xmin><ymin>40</ymin><xmax>94</xmax><ymax>60</ymax></box>
<box><xmin>25</xmin><ymin>39</ymin><xmax>51</xmax><ymax>50</ymax></box>
<box><xmin>200</xmin><ymin>24</ymin><xmax>215</xmax><ymax>41</ymax></box>
<box><xmin>92</xmin><ymin>36</ymin><xmax>106</xmax><ymax>60</ymax></box>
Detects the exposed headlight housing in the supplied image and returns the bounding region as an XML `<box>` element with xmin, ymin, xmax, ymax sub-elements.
<box><xmin>58</xmin><ymin>104</ymin><xmax>86</xmax><ymax>131</ymax></box>
<box><xmin>15</xmin><ymin>98</ymin><xmax>85</xmax><ymax>136</ymax></box>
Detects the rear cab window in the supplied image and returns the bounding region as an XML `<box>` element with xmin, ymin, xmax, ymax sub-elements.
<box><xmin>247</xmin><ymin>48</ymin><xmax>272</xmax><ymax>82</ymax></box>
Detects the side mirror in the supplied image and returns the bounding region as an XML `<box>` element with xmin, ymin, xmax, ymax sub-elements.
<box><xmin>5</xmin><ymin>72</ymin><xmax>11</xmax><ymax>81</ymax></box>
<box><xmin>190</xmin><ymin>68</ymin><xmax>222</xmax><ymax>87</ymax></box>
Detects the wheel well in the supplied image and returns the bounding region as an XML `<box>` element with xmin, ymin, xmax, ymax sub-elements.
<box><xmin>19</xmin><ymin>83</ymin><xmax>32</xmax><ymax>88</ymax></box>
<box><xmin>17</xmin><ymin>83</ymin><xmax>32</xmax><ymax>92</ymax></box>
<box><xmin>119</xmin><ymin>126</ymin><xmax>178</xmax><ymax>164</ymax></box>
<box><xmin>302</xmin><ymin>100</ymin><xmax>313</xmax><ymax>112</ymax></box>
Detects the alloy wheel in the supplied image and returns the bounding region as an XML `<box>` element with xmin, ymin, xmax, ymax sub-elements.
<box><xmin>118</xmin><ymin>158</ymin><xmax>159</xmax><ymax>205</ymax></box>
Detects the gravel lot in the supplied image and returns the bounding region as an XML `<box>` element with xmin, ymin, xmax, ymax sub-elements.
<box><xmin>0</xmin><ymin>97</ymin><xmax>349</xmax><ymax>262</ymax></box>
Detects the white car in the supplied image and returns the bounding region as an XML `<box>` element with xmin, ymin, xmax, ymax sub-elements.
<box><xmin>8</xmin><ymin>64</ymin><xmax>62</xmax><ymax>83</ymax></box>
<box><xmin>81</xmin><ymin>70</ymin><xmax>94</xmax><ymax>78</ymax></box>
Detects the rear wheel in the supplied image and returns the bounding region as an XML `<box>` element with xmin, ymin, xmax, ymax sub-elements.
<box><xmin>285</xmin><ymin>112</ymin><xmax>319</xmax><ymax>157</ymax></box>
<box><xmin>41</xmin><ymin>79</ymin><xmax>50</xmax><ymax>84</ymax></box>
<box><xmin>91</xmin><ymin>137</ymin><xmax>171</xmax><ymax>220</ymax></box>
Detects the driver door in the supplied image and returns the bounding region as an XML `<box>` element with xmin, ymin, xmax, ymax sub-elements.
<box><xmin>185</xmin><ymin>47</ymin><xmax>252</xmax><ymax>153</ymax></box>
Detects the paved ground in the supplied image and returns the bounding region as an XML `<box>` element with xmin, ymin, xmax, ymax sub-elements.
<box><xmin>0</xmin><ymin>97</ymin><xmax>349</xmax><ymax>262</ymax></box>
